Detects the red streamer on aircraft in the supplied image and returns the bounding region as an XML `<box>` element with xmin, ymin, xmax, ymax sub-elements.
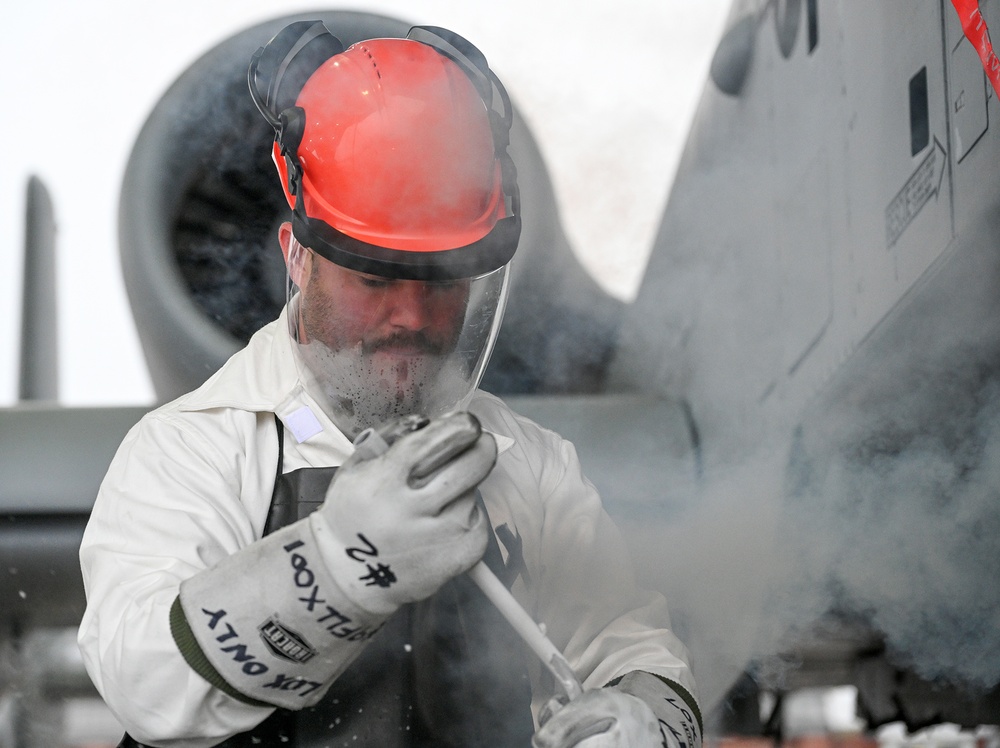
<box><xmin>951</xmin><ymin>0</ymin><xmax>1000</xmax><ymax>98</ymax></box>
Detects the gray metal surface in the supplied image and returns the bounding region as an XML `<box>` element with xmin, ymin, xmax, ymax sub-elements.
<box><xmin>18</xmin><ymin>177</ymin><xmax>58</xmax><ymax>402</ymax></box>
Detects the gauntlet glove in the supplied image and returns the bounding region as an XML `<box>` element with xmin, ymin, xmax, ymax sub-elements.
<box><xmin>175</xmin><ymin>412</ymin><xmax>495</xmax><ymax>709</ymax></box>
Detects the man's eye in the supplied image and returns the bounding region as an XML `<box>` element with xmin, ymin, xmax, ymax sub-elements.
<box><xmin>428</xmin><ymin>281</ymin><xmax>465</xmax><ymax>295</ymax></box>
<box><xmin>359</xmin><ymin>277</ymin><xmax>391</xmax><ymax>289</ymax></box>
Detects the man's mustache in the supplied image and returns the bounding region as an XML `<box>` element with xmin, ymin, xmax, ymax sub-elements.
<box><xmin>362</xmin><ymin>331</ymin><xmax>448</xmax><ymax>356</ymax></box>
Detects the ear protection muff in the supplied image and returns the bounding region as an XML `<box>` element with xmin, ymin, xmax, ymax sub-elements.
<box><xmin>408</xmin><ymin>24</ymin><xmax>520</xmax><ymax>232</ymax></box>
<box><xmin>248</xmin><ymin>21</ymin><xmax>342</xmax><ymax>202</ymax></box>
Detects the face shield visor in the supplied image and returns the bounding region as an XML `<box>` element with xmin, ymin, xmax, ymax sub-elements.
<box><xmin>286</xmin><ymin>238</ymin><xmax>509</xmax><ymax>439</ymax></box>
<box><xmin>250</xmin><ymin>22</ymin><xmax>521</xmax><ymax>438</ymax></box>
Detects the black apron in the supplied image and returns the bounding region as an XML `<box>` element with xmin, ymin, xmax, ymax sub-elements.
<box><xmin>121</xmin><ymin>415</ymin><xmax>533</xmax><ymax>747</ymax></box>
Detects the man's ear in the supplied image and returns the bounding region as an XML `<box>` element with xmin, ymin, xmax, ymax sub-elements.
<box><xmin>278</xmin><ymin>222</ymin><xmax>309</xmax><ymax>287</ymax></box>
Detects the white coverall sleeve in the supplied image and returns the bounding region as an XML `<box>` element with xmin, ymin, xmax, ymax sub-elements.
<box><xmin>531</xmin><ymin>435</ymin><xmax>703</xmax><ymax>745</ymax></box>
<box><xmin>78</xmin><ymin>408</ymin><xmax>278</xmax><ymax>747</ymax></box>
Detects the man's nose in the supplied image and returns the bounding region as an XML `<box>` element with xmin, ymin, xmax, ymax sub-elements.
<box><xmin>386</xmin><ymin>282</ymin><xmax>435</xmax><ymax>330</ymax></box>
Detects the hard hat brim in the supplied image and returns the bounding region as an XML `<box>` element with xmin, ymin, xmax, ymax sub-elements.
<box><xmin>291</xmin><ymin>212</ymin><xmax>520</xmax><ymax>281</ymax></box>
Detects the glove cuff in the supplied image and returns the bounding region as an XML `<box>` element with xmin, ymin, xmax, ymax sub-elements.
<box><xmin>610</xmin><ymin>671</ymin><xmax>703</xmax><ymax>748</ymax></box>
<box><xmin>177</xmin><ymin>519</ymin><xmax>388</xmax><ymax>709</ymax></box>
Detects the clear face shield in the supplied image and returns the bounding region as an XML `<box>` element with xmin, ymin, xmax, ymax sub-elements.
<box><xmin>286</xmin><ymin>237</ymin><xmax>509</xmax><ymax>439</ymax></box>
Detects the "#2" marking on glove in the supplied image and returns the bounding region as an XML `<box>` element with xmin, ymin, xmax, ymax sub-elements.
<box><xmin>346</xmin><ymin>532</ymin><xmax>397</xmax><ymax>588</ymax></box>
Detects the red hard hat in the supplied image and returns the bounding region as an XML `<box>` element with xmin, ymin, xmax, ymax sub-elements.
<box><xmin>250</xmin><ymin>23</ymin><xmax>520</xmax><ymax>280</ymax></box>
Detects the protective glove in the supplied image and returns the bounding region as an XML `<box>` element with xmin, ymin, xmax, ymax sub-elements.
<box><xmin>309</xmin><ymin>410</ymin><xmax>496</xmax><ymax>616</ymax></box>
<box><xmin>532</xmin><ymin>688</ymin><xmax>671</xmax><ymax>748</ymax></box>
<box><xmin>175</xmin><ymin>411</ymin><xmax>496</xmax><ymax>710</ymax></box>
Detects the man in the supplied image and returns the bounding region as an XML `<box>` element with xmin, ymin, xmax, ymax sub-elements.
<box><xmin>78</xmin><ymin>20</ymin><xmax>702</xmax><ymax>748</ymax></box>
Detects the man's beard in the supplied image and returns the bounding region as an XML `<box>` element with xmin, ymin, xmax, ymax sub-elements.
<box><xmin>299</xmin><ymin>335</ymin><xmax>468</xmax><ymax>439</ymax></box>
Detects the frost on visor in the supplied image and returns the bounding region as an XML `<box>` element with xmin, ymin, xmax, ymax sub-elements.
<box><xmin>285</xmin><ymin>239</ymin><xmax>509</xmax><ymax>439</ymax></box>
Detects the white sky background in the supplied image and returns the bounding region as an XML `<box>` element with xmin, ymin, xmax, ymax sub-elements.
<box><xmin>0</xmin><ymin>0</ymin><xmax>731</xmax><ymax>406</ymax></box>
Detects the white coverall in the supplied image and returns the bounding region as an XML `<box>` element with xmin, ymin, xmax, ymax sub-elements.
<box><xmin>78</xmin><ymin>307</ymin><xmax>701</xmax><ymax>747</ymax></box>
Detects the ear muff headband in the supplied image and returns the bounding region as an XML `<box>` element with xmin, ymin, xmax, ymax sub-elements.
<box><xmin>248</xmin><ymin>21</ymin><xmax>345</xmax><ymax>128</ymax></box>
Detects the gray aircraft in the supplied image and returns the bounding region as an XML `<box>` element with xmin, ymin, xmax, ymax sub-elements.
<box><xmin>2</xmin><ymin>2</ymin><xmax>999</xmax><ymax>745</ymax></box>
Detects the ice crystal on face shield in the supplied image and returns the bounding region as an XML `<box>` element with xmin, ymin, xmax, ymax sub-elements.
<box><xmin>301</xmin><ymin>338</ymin><xmax>471</xmax><ymax>438</ymax></box>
